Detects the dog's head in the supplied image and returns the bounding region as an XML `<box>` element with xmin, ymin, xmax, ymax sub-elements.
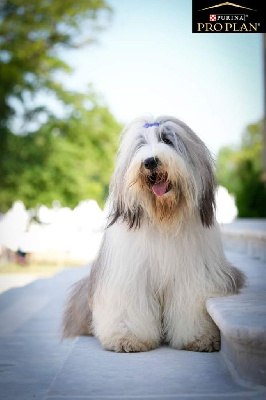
<box><xmin>108</xmin><ymin>116</ymin><xmax>216</xmax><ymax>230</ymax></box>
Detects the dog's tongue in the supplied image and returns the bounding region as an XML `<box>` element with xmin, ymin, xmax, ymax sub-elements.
<box><xmin>152</xmin><ymin>181</ymin><xmax>168</xmax><ymax>196</ymax></box>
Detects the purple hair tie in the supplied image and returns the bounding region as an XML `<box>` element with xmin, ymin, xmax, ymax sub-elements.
<box><xmin>143</xmin><ymin>122</ymin><xmax>160</xmax><ymax>128</ymax></box>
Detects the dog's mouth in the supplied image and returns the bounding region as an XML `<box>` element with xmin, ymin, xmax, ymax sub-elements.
<box><xmin>147</xmin><ymin>172</ymin><xmax>172</xmax><ymax>196</ymax></box>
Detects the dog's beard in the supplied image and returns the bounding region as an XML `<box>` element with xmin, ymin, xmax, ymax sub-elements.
<box><xmin>145</xmin><ymin>169</ymin><xmax>172</xmax><ymax>196</ymax></box>
<box><xmin>126</xmin><ymin>160</ymin><xmax>195</xmax><ymax>228</ymax></box>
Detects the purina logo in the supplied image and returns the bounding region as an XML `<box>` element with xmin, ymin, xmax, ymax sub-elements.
<box><xmin>192</xmin><ymin>1</ymin><xmax>265</xmax><ymax>33</ymax></box>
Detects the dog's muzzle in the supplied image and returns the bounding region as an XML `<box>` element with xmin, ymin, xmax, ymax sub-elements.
<box><xmin>143</xmin><ymin>157</ymin><xmax>172</xmax><ymax>197</ymax></box>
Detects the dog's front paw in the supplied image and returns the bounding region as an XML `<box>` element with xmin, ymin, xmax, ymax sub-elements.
<box><xmin>101</xmin><ymin>333</ymin><xmax>158</xmax><ymax>353</ymax></box>
<box><xmin>184</xmin><ymin>332</ymin><xmax>220</xmax><ymax>352</ymax></box>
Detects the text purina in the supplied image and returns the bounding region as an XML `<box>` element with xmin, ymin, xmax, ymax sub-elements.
<box><xmin>197</xmin><ymin>22</ymin><xmax>258</xmax><ymax>32</ymax></box>
<box><xmin>216</xmin><ymin>15</ymin><xmax>245</xmax><ymax>21</ymax></box>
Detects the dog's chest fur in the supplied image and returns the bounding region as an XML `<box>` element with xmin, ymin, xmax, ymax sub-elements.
<box><xmin>105</xmin><ymin>220</ymin><xmax>209</xmax><ymax>306</ymax></box>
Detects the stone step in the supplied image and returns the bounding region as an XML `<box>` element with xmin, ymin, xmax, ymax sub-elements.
<box><xmin>220</xmin><ymin>219</ymin><xmax>266</xmax><ymax>262</ymax></box>
<box><xmin>207</xmin><ymin>251</ymin><xmax>266</xmax><ymax>387</ymax></box>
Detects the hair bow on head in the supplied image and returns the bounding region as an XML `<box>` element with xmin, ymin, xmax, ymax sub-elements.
<box><xmin>143</xmin><ymin>122</ymin><xmax>160</xmax><ymax>128</ymax></box>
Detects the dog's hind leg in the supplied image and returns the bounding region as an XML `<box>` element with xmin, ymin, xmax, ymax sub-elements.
<box><xmin>62</xmin><ymin>276</ymin><xmax>93</xmax><ymax>338</ymax></box>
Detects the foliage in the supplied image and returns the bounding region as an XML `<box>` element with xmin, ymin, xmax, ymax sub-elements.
<box><xmin>216</xmin><ymin>120</ymin><xmax>266</xmax><ymax>217</ymax></box>
<box><xmin>0</xmin><ymin>261</ymin><xmax>62</xmax><ymax>275</ymax></box>
<box><xmin>0</xmin><ymin>0</ymin><xmax>122</xmax><ymax>212</ymax></box>
<box><xmin>0</xmin><ymin>93</ymin><xmax>121</xmax><ymax>211</ymax></box>
<box><xmin>0</xmin><ymin>261</ymin><xmax>84</xmax><ymax>275</ymax></box>
<box><xmin>0</xmin><ymin>0</ymin><xmax>110</xmax><ymax>130</ymax></box>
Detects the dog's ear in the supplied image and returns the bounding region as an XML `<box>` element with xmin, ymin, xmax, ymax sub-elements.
<box><xmin>107</xmin><ymin>201</ymin><xmax>122</xmax><ymax>228</ymax></box>
<box><xmin>108</xmin><ymin>200</ymin><xmax>143</xmax><ymax>230</ymax></box>
<box><xmin>199</xmin><ymin>163</ymin><xmax>216</xmax><ymax>228</ymax></box>
<box><xmin>125</xmin><ymin>206</ymin><xmax>143</xmax><ymax>229</ymax></box>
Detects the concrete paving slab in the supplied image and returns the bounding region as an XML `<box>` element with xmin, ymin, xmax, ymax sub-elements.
<box><xmin>44</xmin><ymin>394</ymin><xmax>266</xmax><ymax>400</ymax></box>
<box><xmin>0</xmin><ymin>265</ymin><xmax>90</xmax><ymax>339</ymax></box>
<box><xmin>46</xmin><ymin>337</ymin><xmax>260</xmax><ymax>399</ymax></box>
<box><xmin>0</xmin><ymin>274</ymin><xmax>41</xmax><ymax>294</ymax></box>
<box><xmin>9</xmin><ymin>297</ymin><xmax>66</xmax><ymax>337</ymax></box>
<box><xmin>0</xmin><ymin>265</ymin><xmax>90</xmax><ymax>311</ymax></box>
<box><xmin>0</xmin><ymin>267</ymin><xmax>90</xmax><ymax>400</ymax></box>
<box><xmin>0</xmin><ymin>293</ymin><xmax>52</xmax><ymax>338</ymax></box>
<box><xmin>0</xmin><ymin>335</ymin><xmax>75</xmax><ymax>400</ymax></box>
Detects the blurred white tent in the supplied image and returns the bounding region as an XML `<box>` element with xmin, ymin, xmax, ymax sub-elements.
<box><xmin>215</xmin><ymin>186</ymin><xmax>237</xmax><ymax>224</ymax></box>
<box><xmin>0</xmin><ymin>200</ymin><xmax>105</xmax><ymax>262</ymax></box>
<box><xmin>0</xmin><ymin>201</ymin><xmax>29</xmax><ymax>252</ymax></box>
<box><xmin>0</xmin><ymin>188</ymin><xmax>237</xmax><ymax>262</ymax></box>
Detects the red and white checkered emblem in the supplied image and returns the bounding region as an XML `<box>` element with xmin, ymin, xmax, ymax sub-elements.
<box><xmin>210</xmin><ymin>14</ymin><xmax>216</xmax><ymax>21</ymax></box>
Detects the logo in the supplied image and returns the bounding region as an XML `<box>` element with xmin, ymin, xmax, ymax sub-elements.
<box><xmin>192</xmin><ymin>1</ymin><xmax>265</xmax><ymax>33</ymax></box>
<box><xmin>199</xmin><ymin>2</ymin><xmax>255</xmax><ymax>11</ymax></box>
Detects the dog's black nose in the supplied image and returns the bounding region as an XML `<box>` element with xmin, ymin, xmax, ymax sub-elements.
<box><xmin>144</xmin><ymin>157</ymin><xmax>159</xmax><ymax>170</ymax></box>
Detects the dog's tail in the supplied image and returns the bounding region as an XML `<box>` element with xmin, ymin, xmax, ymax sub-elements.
<box><xmin>229</xmin><ymin>264</ymin><xmax>246</xmax><ymax>294</ymax></box>
<box><xmin>62</xmin><ymin>276</ymin><xmax>93</xmax><ymax>339</ymax></box>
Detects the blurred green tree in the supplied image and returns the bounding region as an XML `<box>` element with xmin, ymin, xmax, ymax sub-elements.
<box><xmin>216</xmin><ymin>120</ymin><xmax>266</xmax><ymax>217</ymax></box>
<box><xmin>0</xmin><ymin>0</ymin><xmax>110</xmax><ymax>131</ymax></box>
<box><xmin>0</xmin><ymin>0</ymin><xmax>122</xmax><ymax>212</ymax></box>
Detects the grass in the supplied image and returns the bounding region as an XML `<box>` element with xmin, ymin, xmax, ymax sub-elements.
<box><xmin>0</xmin><ymin>261</ymin><xmax>85</xmax><ymax>276</ymax></box>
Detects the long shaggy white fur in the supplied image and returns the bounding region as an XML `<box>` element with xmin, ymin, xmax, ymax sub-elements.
<box><xmin>63</xmin><ymin>116</ymin><xmax>245</xmax><ymax>353</ymax></box>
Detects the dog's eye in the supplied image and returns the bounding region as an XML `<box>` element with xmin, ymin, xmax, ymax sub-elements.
<box><xmin>136</xmin><ymin>137</ymin><xmax>146</xmax><ymax>150</ymax></box>
<box><xmin>162</xmin><ymin>137</ymin><xmax>173</xmax><ymax>146</ymax></box>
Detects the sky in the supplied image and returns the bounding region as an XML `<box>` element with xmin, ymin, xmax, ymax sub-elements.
<box><xmin>61</xmin><ymin>0</ymin><xmax>263</xmax><ymax>156</ymax></box>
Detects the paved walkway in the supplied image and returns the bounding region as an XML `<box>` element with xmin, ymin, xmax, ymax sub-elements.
<box><xmin>0</xmin><ymin>274</ymin><xmax>42</xmax><ymax>294</ymax></box>
<box><xmin>0</xmin><ymin>252</ymin><xmax>265</xmax><ymax>400</ymax></box>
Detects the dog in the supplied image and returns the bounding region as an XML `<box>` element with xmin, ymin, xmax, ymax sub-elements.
<box><xmin>63</xmin><ymin>116</ymin><xmax>245</xmax><ymax>352</ymax></box>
